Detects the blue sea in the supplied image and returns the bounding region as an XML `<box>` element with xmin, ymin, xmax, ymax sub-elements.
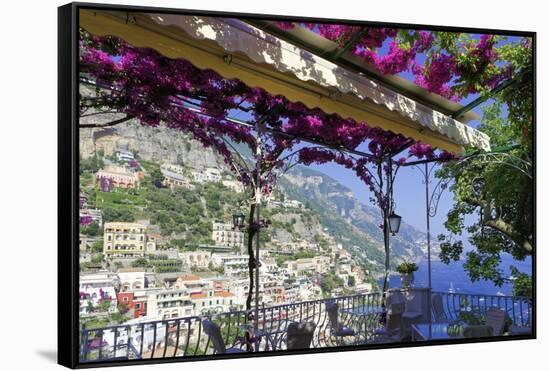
<box><xmin>382</xmin><ymin>254</ymin><xmax>532</xmax><ymax>296</ymax></box>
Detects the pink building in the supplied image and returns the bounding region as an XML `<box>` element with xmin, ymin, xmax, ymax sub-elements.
<box><xmin>96</xmin><ymin>166</ymin><xmax>139</xmax><ymax>189</ymax></box>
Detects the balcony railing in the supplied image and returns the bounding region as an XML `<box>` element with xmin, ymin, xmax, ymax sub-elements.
<box><xmin>80</xmin><ymin>290</ymin><xmax>532</xmax><ymax>363</ymax></box>
<box><xmin>433</xmin><ymin>291</ymin><xmax>532</xmax><ymax>327</ymax></box>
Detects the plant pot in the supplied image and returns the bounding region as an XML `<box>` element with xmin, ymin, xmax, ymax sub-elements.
<box><xmin>400</xmin><ymin>273</ymin><xmax>415</xmax><ymax>288</ymax></box>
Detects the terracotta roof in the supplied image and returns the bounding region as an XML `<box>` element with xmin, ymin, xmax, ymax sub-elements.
<box><xmin>190</xmin><ymin>292</ymin><xmax>207</xmax><ymax>299</ymax></box>
<box><xmin>214</xmin><ymin>291</ymin><xmax>234</xmax><ymax>297</ymax></box>
<box><xmin>178</xmin><ymin>274</ymin><xmax>201</xmax><ymax>281</ymax></box>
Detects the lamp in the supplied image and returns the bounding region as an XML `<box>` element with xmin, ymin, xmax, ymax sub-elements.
<box><xmin>388</xmin><ymin>211</ymin><xmax>402</xmax><ymax>236</ymax></box>
<box><xmin>232</xmin><ymin>213</ymin><xmax>245</xmax><ymax>230</ymax></box>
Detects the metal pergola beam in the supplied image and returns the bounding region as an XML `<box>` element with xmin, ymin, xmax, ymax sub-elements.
<box><xmin>401</xmin><ymin>143</ymin><xmax>522</xmax><ymax>167</ymax></box>
<box><xmin>451</xmin><ymin>68</ymin><xmax>530</xmax><ymax>119</ymax></box>
<box><xmin>390</xmin><ymin>139</ymin><xmax>415</xmax><ymax>157</ymax></box>
<box><xmin>182</xmin><ymin>101</ymin><xmax>381</xmax><ymax>161</ymax></box>
<box><xmin>329</xmin><ymin>27</ymin><xmax>370</xmax><ymax>60</ymax></box>
<box><xmin>401</xmin><ymin>157</ymin><xmax>446</xmax><ymax>167</ymax></box>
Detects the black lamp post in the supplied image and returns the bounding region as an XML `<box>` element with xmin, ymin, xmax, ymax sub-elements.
<box><xmin>232</xmin><ymin>213</ymin><xmax>246</xmax><ymax>230</ymax></box>
<box><xmin>388</xmin><ymin>211</ymin><xmax>402</xmax><ymax>236</ymax></box>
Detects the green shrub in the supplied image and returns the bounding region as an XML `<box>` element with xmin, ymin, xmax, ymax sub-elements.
<box><xmin>396</xmin><ymin>261</ymin><xmax>418</xmax><ymax>274</ymax></box>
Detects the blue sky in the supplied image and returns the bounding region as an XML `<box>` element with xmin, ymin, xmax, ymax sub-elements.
<box><xmin>304</xmin><ymin>34</ymin><xmax>520</xmax><ymax>238</ymax></box>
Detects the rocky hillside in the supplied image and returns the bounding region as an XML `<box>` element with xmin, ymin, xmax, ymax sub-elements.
<box><xmin>279</xmin><ymin>166</ymin><xmax>427</xmax><ymax>267</ymax></box>
<box><xmin>80</xmin><ymin>118</ymin><xmax>427</xmax><ymax>273</ymax></box>
<box><xmin>80</xmin><ymin>120</ymin><xmax>223</xmax><ymax>170</ymax></box>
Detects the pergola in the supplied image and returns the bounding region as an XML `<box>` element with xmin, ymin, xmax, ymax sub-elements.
<box><xmin>80</xmin><ymin>9</ymin><xmax>490</xmax><ymax>154</ymax></box>
<box><xmin>79</xmin><ymin>9</ymin><xmax>492</xmax><ymax>342</ymax></box>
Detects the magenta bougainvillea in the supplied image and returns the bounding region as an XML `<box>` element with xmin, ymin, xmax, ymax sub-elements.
<box><xmin>127</xmin><ymin>159</ymin><xmax>140</xmax><ymax>169</ymax></box>
<box><xmin>79</xmin><ymin>215</ymin><xmax>93</xmax><ymax>226</ymax></box>
<box><xmin>274</xmin><ymin>23</ymin><xmax>517</xmax><ymax>101</ymax></box>
<box><xmin>98</xmin><ymin>176</ymin><xmax>113</xmax><ymax>193</ymax></box>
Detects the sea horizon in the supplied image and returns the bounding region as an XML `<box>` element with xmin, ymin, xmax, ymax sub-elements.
<box><xmin>382</xmin><ymin>253</ymin><xmax>532</xmax><ymax>296</ymax></box>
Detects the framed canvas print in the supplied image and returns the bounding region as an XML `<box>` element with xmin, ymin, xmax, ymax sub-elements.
<box><xmin>58</xmin><ymin>2</ymin><xmax>536</xmax><ymax>368</ymax></box>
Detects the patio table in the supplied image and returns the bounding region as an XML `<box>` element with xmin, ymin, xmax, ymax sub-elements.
<box><xmin>341</xmin><ymin>306</ymin><xmax>385</xmax><ymax>341</ymax></box>
<box><xmin>411</xmin><ymin>323</ymin><xmax>464</xmax><ymax>341</ymax></box>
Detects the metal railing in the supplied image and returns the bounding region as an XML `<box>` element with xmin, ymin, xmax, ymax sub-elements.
<box><xmin>80</xmin><ymin>290</ymin><xmax>532</xmax><ymax>362</ymax></box>
<box><xmin>432</xmin><ymin>291</ymin><xmax>532</xmax><ymax>327</ymax></box>
<box><xmin>80</xmin><ymin>293</ymin><xmax>383</xmax><ymax>362</ymax></box>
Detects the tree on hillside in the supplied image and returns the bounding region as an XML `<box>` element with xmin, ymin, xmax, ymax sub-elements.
<box><xmin>150</xmin><ymin>167</ymin><xmax>165</xmax><ymax>188</ymax></box>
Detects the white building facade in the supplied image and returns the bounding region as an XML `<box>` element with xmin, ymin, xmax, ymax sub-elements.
<box><xmin>211</xmin><ymin>221</ymin><xmax>244</xmax><ymax>250</ymax></box>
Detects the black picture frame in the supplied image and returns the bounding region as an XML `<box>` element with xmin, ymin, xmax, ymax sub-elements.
<box><xmin>58</xmin><ymin>2</ymin><xmax>536</xmax><ymax>368</ymax></box>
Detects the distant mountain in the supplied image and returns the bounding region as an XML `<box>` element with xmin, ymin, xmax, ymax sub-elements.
<box><xmin>278</xmin><ymin>166</ymin><xmax>427</xmax><ymax>268</ymax></box>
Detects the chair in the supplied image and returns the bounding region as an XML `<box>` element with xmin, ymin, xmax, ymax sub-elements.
<box><xmin>401</xmin><ymin>290</ymin><xmax>423</xmax><ymax>329</ymax></box>
<box><xmin>372</xmin><ymin>302</ymin><xmax>406</xmax><ymax>343</ymax></box>
<box><xmin>463</xmin><ymin>325</ymin><xmax>493</xmax><ymax>338</ymax></box>
<box><xmin>286</xmin><ymin>321</ymin><xmax>316</xmax><ymax>350</ymax></box>
<box><xmin>202</xmin><ymin>319</ymin><xmax>246</xmax><ymax>354</ymax></box>
<box><xmin>325</xmin><ymin>301</ymin><xmax>356</xmax><ymax>344</ymax></box>
<box><xmin>431</xmin><ymin>293</ymin><xmax>451</xmax><ymax>323</ymax></box>
<box><xmin>485</xmin><ymin>307</ymin><xmax>506</xmax><ymax>336</ymax></box>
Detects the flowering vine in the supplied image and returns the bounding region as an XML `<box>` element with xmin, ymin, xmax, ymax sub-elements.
<box><xmin>274</xmin><ymin>23</ymin><xmax>521</xmax><ymax>101</ymax></box>
<box><xmin>80</xmin><ymin>30</ymin><xmax>456</xmax><ymax>306</ymax></box>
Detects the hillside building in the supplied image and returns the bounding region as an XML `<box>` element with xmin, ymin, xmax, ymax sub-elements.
<box><xmin>96</xmin><ymin>165</ymin><xmax>139</xmax><ymax>189</ymax></box>
<box><xmin>211</xmin><ymin>221</ymin><xmax>244</xmax><ymax>250</ymax></box>
<box><xmin>103</xmin><ymin>222</ymin><xmax>148</xmax><ymax>257</ymax></box>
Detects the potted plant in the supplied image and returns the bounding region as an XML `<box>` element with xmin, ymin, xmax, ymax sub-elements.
<box><xmin>396</xmin><ymin>261</ymin><xmax>418</xmax><ymax>288</ymax></box>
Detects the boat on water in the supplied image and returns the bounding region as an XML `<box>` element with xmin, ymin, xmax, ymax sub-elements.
<box><xmin>496</xmin><ymin>290</ymin><xmax>506</xmax><ymax>297</ymax></box>
<box><xmin>448</xmin><ymin>282</ymin><xmax>456</xmax><ymax>294</ymax></box>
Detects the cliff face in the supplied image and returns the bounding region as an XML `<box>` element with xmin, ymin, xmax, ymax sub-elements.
<box><xmin>80</xmin><ymin>119</ymin><xmax>222</xmax><ymax>169</ymax></box>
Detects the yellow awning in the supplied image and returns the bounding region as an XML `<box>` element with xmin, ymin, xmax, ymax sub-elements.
<box><xmin>80</xmin><ymin>9</ymin><xmax>491</xmax><ymax>154</ymax></box>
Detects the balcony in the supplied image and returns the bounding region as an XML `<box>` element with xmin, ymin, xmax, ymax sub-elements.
<box><xmin>80</xmin><ymin>289</ymin><xmax>532</xmax><ymax>363</ymax></box>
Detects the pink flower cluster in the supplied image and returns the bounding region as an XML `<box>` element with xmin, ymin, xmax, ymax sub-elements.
<box><xmin>98</xmin><ymin>176</ymin><xmax>113</xmax><ymax>193</ymax></box>
<box><xmin>413</xmin><ymin>54</ymin><xmax>459</xmax><ymax>101</ymax></box>
<box><xmin>273</xmin><ymin>22</ymin><xmax>516</xmax><ymax>100</ymax></box>
<box><xmin>274</xmin><ymin>21</ymin><xmax>295</xmax><ymax>31</ymax></box>
<box><xmin>127</xmin><ymin>159</ymin><xmax>140</xmax><ymax>169</ymax></box>
<box><xmin>408</xmin><ymin>142</ymin><xmax>434</xmax><ymax>159</ymax></box>
<box><xmin>80</xmin><ymin>215</ymin><xmax>93</xmax><ymax>226</ymax></box>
